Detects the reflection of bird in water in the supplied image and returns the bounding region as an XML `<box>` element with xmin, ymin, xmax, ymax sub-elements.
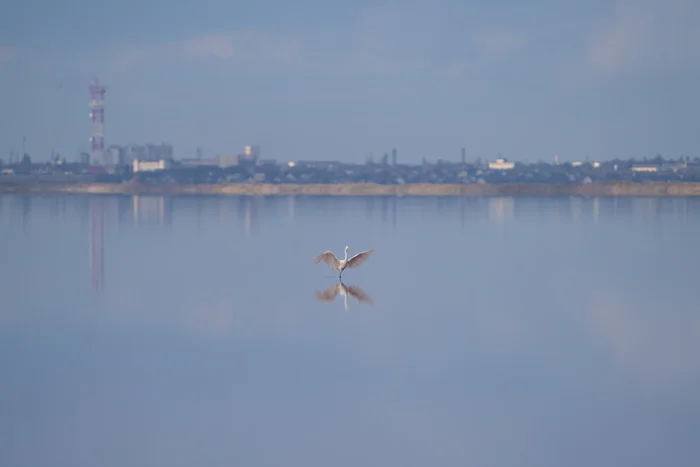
<box><xmin>313</xmin><ymin>245</ymin><xmax>375</xmax><ymax>280</ymax></box>
<box><xmin>315</xmin><ymin>281</ymin><xmax>374</xmax><ymax>311</ymax></box>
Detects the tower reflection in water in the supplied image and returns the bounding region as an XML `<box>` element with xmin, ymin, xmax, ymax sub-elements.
<box><xmin>89</xmin><ymin>197</ymin><xmax>105</xmax><ymax>291</ymax></box>
<box><xmin>88</xmin><ymin>196</ymin><xmax>172</xmax><ymax>291</ymax></box>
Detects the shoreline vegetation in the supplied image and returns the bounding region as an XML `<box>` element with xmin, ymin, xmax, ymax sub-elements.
<box><xmin>3</xmin><ymin>181</ymin><xmax>700</xmax><ymax>196</ymax></box>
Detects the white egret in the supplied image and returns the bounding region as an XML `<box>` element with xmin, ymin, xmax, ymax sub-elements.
<box><xmin>313</xmin><ymin>246</ymin><xmax>375</xmax><ymax>279</ymax></box>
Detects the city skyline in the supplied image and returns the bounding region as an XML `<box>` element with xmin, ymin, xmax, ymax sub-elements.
<box><xmin>1</xmin><ymin>0</ymin><xmax>699</xmax><ymax>163</ymax></box>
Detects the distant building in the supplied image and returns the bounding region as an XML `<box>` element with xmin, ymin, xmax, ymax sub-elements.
<box><xmin>238</xmin><ymin>144</ymin><xmax>260</xmax><ymax>168</ymax></box>
<box><xmin>104</xmin><ymin>146</ymin><xmax>119</xmax><ymax>166</ymax></box>
<box><xmin>217</xmin><ymin>154</ymin><xmax>239</xmax><ymax>168</ymax></box>
<box><xmin>110</xmin><ymin>143</ymin><xmax>174</xmax><ymax>167</ymax></box>
<box><xmin>145</xmin><ymin>143</ymin><xmax>174</xmax><ymax>161</ymax></box>
<box><xmin>631</xmin><ymin>165</ymin><xmax>658</xmax><ymax>172</ymax></box>
<box><xmin>296</xmin><ymin>161</ymin><xmax>338</xmax><ymax>170</ymax></box>
<box><xmin>180</xmin><ymin>158</ymin><xmax>218</xmax><ymax>168</ymax></box>
<box><xmin>80</xmin><ymin>152</ymin><xmax>91</xmax><ymax>165</ymax></box>
<box><xmin>243</xmin><ymin>145</ymin><xmax>260</xmax><ymax>159</ymax></box>
<box><xmin>180</xmin><ymin>150</ymin><xmax>254</xmax><ymax>169</ymax></box>
<box><xmin>133</xmin><ymin>159</ymin><xmax>171</xmax><ymax>173</ymax></box>
<box><xmin>488</xmin><ymin>158</ymin><xmax>515</xmax><ymax>170</ymax></box>
<box><xmin>665</xmin><ymin>161</ymin><xmax>688</xmax><ymax>172</ymax></box>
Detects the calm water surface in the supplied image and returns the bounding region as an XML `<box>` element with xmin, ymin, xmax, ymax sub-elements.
<box><xmin>1</xmin><ymin>194</ymin><xmax>699</xmax><ymax>467</ymax></box>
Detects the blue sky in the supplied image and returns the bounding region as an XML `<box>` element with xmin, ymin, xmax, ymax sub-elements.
<box><xmin>1</xmin><ymin>0</ymin><xmax>699</xmax><ymax>163</ymax></box>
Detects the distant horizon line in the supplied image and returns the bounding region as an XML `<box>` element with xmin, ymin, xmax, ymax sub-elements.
<box><xmin>3</xmin><ymin>151</ymin><xmax>695</xmax><ymax>167</ymax></box>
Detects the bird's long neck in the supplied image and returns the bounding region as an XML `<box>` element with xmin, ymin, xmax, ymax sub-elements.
<box><xmin>343</xmin><ymin>249</ymin><xmax>348</xmax><ymax>262</ymax></box>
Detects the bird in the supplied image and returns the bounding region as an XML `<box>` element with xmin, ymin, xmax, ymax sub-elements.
<box><xmin>315</xmin><ymin>281</ymin><xmax>374</xmax><ymax>311</ymax></box>
<box><xmin>313</xmin><ymin>246</ymin><xmax>375</xmax><ymax>279</ymax></box>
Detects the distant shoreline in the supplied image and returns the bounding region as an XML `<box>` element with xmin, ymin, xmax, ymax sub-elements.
<box><xmin>2</xmin><ymin>181</ymin><xmax>700</xmax><ymax>197</ymax></box>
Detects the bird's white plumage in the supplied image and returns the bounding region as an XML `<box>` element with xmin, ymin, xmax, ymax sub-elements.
<box><xmin>313</xmin><ymin>245</ymin><xmax>375</xmax><ymax>278</ymax></box>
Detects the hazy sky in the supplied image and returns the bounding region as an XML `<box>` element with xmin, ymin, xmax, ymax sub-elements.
<box><xmin>1</xmin><ymin>0</ymin><xmax>699</xmax><ymax>163</ymax></box>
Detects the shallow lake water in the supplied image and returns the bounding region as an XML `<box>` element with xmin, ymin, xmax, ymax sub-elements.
<box><xmin>1</xmin><ymin>194</ymin><xmax>699</xmax><ymax>467</ymax></box>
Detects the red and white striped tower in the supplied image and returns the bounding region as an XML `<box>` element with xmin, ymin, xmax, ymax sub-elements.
<box><xmin>89</xmin><ymin>78</ymin><xmax>106</xmax><ymax>166</ymax></box>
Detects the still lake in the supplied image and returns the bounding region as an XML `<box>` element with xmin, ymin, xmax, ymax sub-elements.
<box><xmin>1</xmin><ymin>194</ymin><xmax>699</xmax><ymax>467</ymax></box>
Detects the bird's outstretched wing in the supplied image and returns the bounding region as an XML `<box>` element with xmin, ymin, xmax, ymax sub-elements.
<box><xmin>345</xmin><ymin>249</ymin><xmax>375</xmax><ymax>269</ymax></box>
<box><xmin>315</xmin><ymin>283</ymin><xmax>341</xmax><ymax>302</ymax></box>
<box><xmin>346</xmin><ymin>285</ymin><xmax>374</xmax><ymax>306</ymax></box>
<box><xmin>313</xmin><ymin>251</ymin><xmax>341</xmax><ymax>270</ymax></box>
